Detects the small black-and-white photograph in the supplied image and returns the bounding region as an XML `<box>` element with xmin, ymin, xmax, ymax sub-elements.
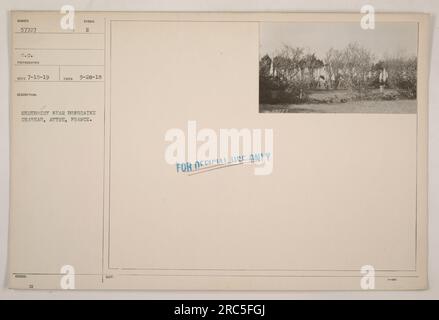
<box><xmin>259</xmin><ymin>22</ymin><xmax>418</xmax><ymax>113</ymax></box>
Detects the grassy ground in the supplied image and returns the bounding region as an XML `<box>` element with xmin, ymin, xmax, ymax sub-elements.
<box><xmin>261</xmin><ymin>89</ymin><xmax>417</xmax><ymax>114</ymax></box>
<box><xmin>281</xmin><ymin>99</ymin><xmax>416</xmax><ymax>113</ymax></box>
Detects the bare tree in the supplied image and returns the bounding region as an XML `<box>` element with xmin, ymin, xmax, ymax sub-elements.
<box><xmin>342</xmin><ymin>43</ymin><xmax>374</xmax><ymax>95</ymax></box>
<box><xmin>324</xmin><ymin>48</ymin><xmax>344</xmax><ymax>89</ymax></box>
<box><xmin>272</xmin><ymin>45</ymin><xmax>304</xmax><ymax>81</ymax></box>
<box><xmin>325</xmin><ymin>43</ymin><xmax>374</xmax><ymax>94</ymax></box>
<box><xmin>383</xmin><ymin>54</ymin><xmax>417</xmax><ymax>98</ymax></box>
<box><xmin>303</xmin><ymin>53</ymin><xmax>324</xmax><ymax>88</ymax></box>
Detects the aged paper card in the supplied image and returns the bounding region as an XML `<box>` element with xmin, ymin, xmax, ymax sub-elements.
<box><xmin>8</xmin><ymin>11</ymin><xmax>429</xmax><ymax>290</ymax></box>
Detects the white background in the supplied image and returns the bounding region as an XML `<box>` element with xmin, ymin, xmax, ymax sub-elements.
<box><xmin>0</xmin><ymin>0</ymin><xmax>438</xmax><ymax>300</ymax></box>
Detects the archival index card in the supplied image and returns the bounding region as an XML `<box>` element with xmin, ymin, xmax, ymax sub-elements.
<box><xmin>8</xmin><ymin>11</ymin><xmax>429</xmax><ymax>290</ymax></box>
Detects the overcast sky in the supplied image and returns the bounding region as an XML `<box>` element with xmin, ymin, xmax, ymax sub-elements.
<box><xmin>260</xmin><ymin>22</ymin><xmax>418</xmax><ymax>61</ymax></box>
